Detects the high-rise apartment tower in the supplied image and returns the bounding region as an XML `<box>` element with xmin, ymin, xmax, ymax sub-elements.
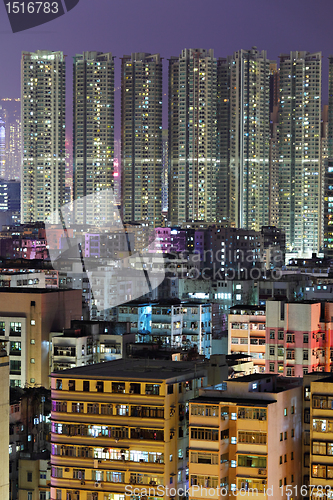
<box><xmin>217</xmin><ymin>48</ymin><xmax>272</xmax><ymax>230</ymax></box>
<box><xmin>21</xmin><ymin>51</ymin><xmax>66</xmax><ymax>224</ymax></box>
<box><xmin>121</xmin><ymin>53</ymin><xmax>162</xmax><ymax>227</ymax></box>
<box><xmin>73</xmin><ymin>52</ymin><xmax>114</xmax><ymax>225</ymax></box>
<box><xmin>279</xmin><ymin>51</ymin><xmax>322</xmax><ymax>257</ymax></box>
<box><xmin>169</xmin><ymin>48</ymin><xmax>217</xmax><ymax>225</ymax></box>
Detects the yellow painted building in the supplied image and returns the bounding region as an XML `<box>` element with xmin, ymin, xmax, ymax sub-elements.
<box><xmin>50</xmin><ymin>359</ymin><xmax>208</xmax><ymax>500</ymax></box>
<box><xmin>188</xmin><ymin>374</ymin><xmax>303</xmax><ymax>499</ymax></box>
<box><xmin>303</xmin><ymin>373</ymin><xmax>333</xmax><ymax>499</ymax></box>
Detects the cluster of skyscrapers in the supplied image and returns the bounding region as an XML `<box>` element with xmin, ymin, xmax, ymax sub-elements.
<box><xmin>18</xmin><ymin>48</ymin><xmax>332</xmax><ymax>258</ymax></box>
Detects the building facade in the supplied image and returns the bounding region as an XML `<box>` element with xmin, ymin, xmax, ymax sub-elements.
<box><xmin>324</xmin><ymin>56</ymin><xmax>333</xmax><ymax>258</ymax></box>
<box><xmin>21</xmin><ymin>51</ymin><xmax>66</xmax><ymax>224</ymax></box>
<box><xmin>279</xmin><ymin>51</ymin><xmax>322</xmax><ymax>257</ymax></box>
<box><xmin>50</xmin><ymin>359</ymin><xmax>208</xmax><ymax>500</ymax></box>
<box><xmin>218</xmin><ymin>49</ymin><xmax>272</xmax><ymax>230</ymax></box>
<box><xmin>228</xmin><ymin>305</ymin><xmax>266</xmax><ymax>373</ymax></box>
<box><xmin>265</xmin><ymin>300</ymin><xmax>333</xmax><ymax>377</ymax></box>
<box><xmin>302</xmin><ymin>373</ymin><xmax>333</xmax><ymax>499</ymax></box>
<box><xmin>0</xmin><ymin>288</ymin><xmax>82</xmax><ymax>387</ymax></box>
<box><xmin>169</xmin><ymin>49</ymin><xmax>217</xmax><ymax>225</ymax></box>
<box><xmin>73</xmin><ymin>52</ymin><xmax>115</xmax><ymax>226</ymax></box>
<box><xmin>188</xmin><ymin>374</ymin><xmax>302</xmax><ymax>499</ymax></box>
<box><xmin>121</xmin><ymin>53</ymin><xmax>162</xmax><ymax>227</ymax></box>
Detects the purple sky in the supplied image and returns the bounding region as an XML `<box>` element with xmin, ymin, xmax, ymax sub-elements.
<box><xmin>0</xmin><ymin>0</ymin><xmax>332</xmax><ymax>138</ymax></box>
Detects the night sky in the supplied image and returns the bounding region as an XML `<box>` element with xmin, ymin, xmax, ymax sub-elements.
<box><xmin>0</xmin><ymin>0</ymin><xmax>332</xmax><ymax>138</ymax></box>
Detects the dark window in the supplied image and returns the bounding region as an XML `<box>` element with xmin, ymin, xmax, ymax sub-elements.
<box><xmin>167</xmin><ymin>385</ymin><xmax>174</xmax><ymax>394</ymax></box>
<box><xmin>27</xmin><ymin>472</ymin><xmax>32</xmax><ymax>482</ymax></box>
<box><xmin>56</xmin><ymin>379</ymin><xmax>62</xmax><ymax>390</ymax></box>
<box><xmin>130</xmin><ymin>383</ymin><xmax>140</xmax><ymax>394</ymax></box>
<box><xmin>96</xmin><ymin>381</ymin><xmax>104</xmax><ymax>393</ymax></box>
<box><xmin>68</xmin><ymin>380</ymin><xmax>75</xmax><ymax>391</ymax></box>
<box><xmin>83</xmin><ymin>381</ymin><xmax>90</xmax><ymax>392</ymax></box>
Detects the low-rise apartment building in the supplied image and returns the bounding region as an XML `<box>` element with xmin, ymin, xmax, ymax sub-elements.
<box><xmin>265</xmin><ymin>300</ymin><xmax>333</xmax><ymax>377</ymax></box>
<box><xmin>0</xmin><ymin>288</ymin><xmax>82</xmax><ymax>387</ymax></box>
<box><xmin>228</xmin><ymin>305</ymin><xmax>266</xmax><ymax>373</ymax></box>
<box><xmin>118</xmin><ymin>301</ymin><xmax>212</xmax><ymax>357</ymax></box>
<box><xmin>188</xmin><ymin>373</ymin><xmax>303</xmax><ymax>499</ymax></box>
<box><xmin>50</xmin><ymin>359</ymin><xmax>209</xmax><ymax>500</ymax></box>
<box><xmin>302</xmin><ymin>372</ymin><xmax>333</xmax><ymax>499</ymax></box>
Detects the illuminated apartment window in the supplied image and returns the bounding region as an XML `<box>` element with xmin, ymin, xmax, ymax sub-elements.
<box><xmin>10</xmin><ymin>322</ymin><xmax>21</xmax><ymax>336</ymax></box>
<box><xmin>146</xmin><ymin>384</ymin><xmax>160</xmax><ymax>395</ymax></box>
<box><xmin>112</xmin><ymin>382</ymin><xmax>125</xmax><ymax>394</ymax></box>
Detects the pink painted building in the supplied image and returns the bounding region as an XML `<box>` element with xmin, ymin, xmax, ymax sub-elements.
<box><xmin>265</xmin><ymin>300</ymin><xmax>333</xmax><ymax>377</ymax></box>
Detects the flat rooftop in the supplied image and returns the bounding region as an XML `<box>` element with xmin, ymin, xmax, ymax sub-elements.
<box><xmin>51</xmin><ymin>358</ymin><xmax>207</xmax><ymax>382</ymax></box>
<box><xmin>190</xmin><ymin>395</ymin><xmax>276</xmax><ymax>406</ymax></box>
<box><xmin>0</xmin><ymin>287</ymin><xmax>78</xmax><ymax>294</ymax></box>
<box><xmin>229</xmin><ymin>373</ymin><xmax>277</xmax><ymax>383</ymax></box>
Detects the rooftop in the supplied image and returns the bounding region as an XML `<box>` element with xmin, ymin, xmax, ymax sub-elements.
<box><xmin>190</xmin><ymin>395</ymin><xmax>276</xmax><ymax>406</ymax></box>
<box><xmin>229</xmin><ymin>373</ymin><xmax>277</xmax><ymax>383</ymax></box>
<box><xmin>51</xmin><ymin>358</ymin><xmax>207</xmax><ymax>382</ymax></box>
<box><xmin>0</xmin><ymin>287</ymin><xmax>77</xmax><ymax>294</ymax></box>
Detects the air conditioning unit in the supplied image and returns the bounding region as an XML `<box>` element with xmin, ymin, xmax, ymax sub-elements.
<box><xmin>65</xmin><ymin>468</ymin><xmax>70</xmax><ymax>472</ymax></box>
<box><xmin>258</xmin><ymin>469</ymin><xmax>267</xmax><ymax>475</ymax></box>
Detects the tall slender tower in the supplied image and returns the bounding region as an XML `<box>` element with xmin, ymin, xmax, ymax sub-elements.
<box><xmin>73</xmin><ymin>52</ymin><xmax>114</xmax><ymax>225</ymax></box>
<box><xmin>279</xmin><ymin>51</ymin><xmax>322</xmax><ymax>256</ymax></box>
<box><xmin>169</xmin><ymin>48</ymin><xmax>217</xmax><ymax>225</ymax></box>
<box><xmin>121</xmin><ymin>53</ymin><xmax>162</xmax><ymax>227</ymax></box>
<box><xmin>216</xmin><ymin>57</ymin><xmax>231</xmax><ymax>223</ymax></box>
<box><xmin>218</xmin><ymin>48</ymin><xmax>272</xmax><ymax>230</ymax></box>
<box><xmin>324</xmin><ymin>56</ymin><xmax>333</xmax><ymax>257</ymax></box>
<box><xmin>21</xmin><ymin>51</ymin><xmax>66</xmax><ymax>223</ymax></box>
